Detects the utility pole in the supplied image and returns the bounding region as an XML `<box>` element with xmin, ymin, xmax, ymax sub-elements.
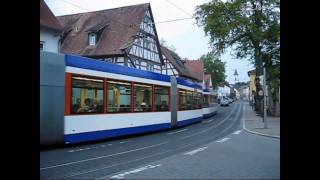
<box><xmin>263</xmin><ymin>65</ymin><xmax>268</xmax><ymax>128</ymax></box>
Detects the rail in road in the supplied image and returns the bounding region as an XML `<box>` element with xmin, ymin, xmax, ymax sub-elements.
<box><xmin>40</xmin><ymin>101</ymin><xmax>243</xmax><ymax>179</ymax></box>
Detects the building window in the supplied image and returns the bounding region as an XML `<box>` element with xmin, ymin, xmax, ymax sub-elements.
<box><xmin>71</xmin><ymin>76</ymin><xmax>104</xmax><ymax>114</ymax></box>
<box><xmin>134</xmin><ymin>83</ymin><xmax>152</xmax><ymax>112</ymax></box>
<box><xmin>107</xmin><ymin>80</ymin><xmax>131</xmax><ymax>113</ymax></box>
<box><xmin>89</xmin><ymin>33</ymin><xmax>96</xmax><ymax>45</ymax></box>
<box><xmin>40</xmin><ymin>41</ymin><xmax>45</xmax><ymax>51</ymax></box>
<box><xmin>154</xmin><ymin>86</ymin><xmax>169</xmax><ymax>111</ymax></box>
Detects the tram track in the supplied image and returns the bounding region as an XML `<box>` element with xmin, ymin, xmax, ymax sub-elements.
<box><xmin>40</xmin><ymin>102</ymin><xmax>243</xmax><ymax>179</ymax></box>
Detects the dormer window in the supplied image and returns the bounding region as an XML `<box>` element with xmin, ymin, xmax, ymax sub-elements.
<box><xmin>89</xmin><ymin>33</ymin><xmax>96</xmax><ymax>45</ymax></box>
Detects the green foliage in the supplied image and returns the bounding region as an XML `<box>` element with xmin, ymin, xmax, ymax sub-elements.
<box><xmin>195</xmin><ymin>0</ymin><xmax>280</xmax><ymax>75</ymax></box>
<box><xmin>201</xmin><ymin>52</ymin><xmax>226</xmax><ymax>88</ymax></box>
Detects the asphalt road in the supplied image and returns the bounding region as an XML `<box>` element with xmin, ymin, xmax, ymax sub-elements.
<box><xmin>40</xmin><ymin>100</ymin><xmax>279</xmax><ymax>179</ymax></box>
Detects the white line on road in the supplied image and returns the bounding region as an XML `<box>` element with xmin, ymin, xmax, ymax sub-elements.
<box><xmin>51</xmin><ymin>150</ymin><xmax>172</xmax><ymax>180</ymax></box>
<box><xmin>120</xmin><ymin>141</ymin><xmax>130</xmax><ymax>144</ymax></box>
<box><xmin>40</xmin><ymin>141</ymin><xmax>168</xmax><ymax>171</ymax></box>
<box><xmin>184</xmin><ymin>147</ymin><xmax>208</xmax><ymax>155</ymax></box>
<box><xmin>166</xmin><ymin>129</ymin><xmax>188</xmax><ymax>135</ymax></box>
<box><xmin>180</xmin><ymin>104</ymin><xmax>238</xmax><ymax>140</ymax></box>
<box><xmin>216</xmin><ymin>137</ymin><xmax>231</xmax><ymax>143</ymax></box>
<box><xmin>109</xmin><ymin>164</ymin><xmax>162</xmax><ymax>179</ymax></box>
<box><xmin>233</xmin><ymin>130</ymin><xmax>242</xmax><ymax>135</ymax></box>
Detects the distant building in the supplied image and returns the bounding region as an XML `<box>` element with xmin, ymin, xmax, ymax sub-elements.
<box><xmin>184</xmin><ymin>60</ymin><xmax>204</xmax><ymax>83</ymax></box>
<box><xmin>40</xmin><ymin>0</ymin><xmax>63</xmax><ymax>53</ymax></box>
<box><xmin>183</xmin><ymin>59</ymin><xmax>216</xmax><ymax>92</ymax></box>
<box><xmin>203</xmin><ymin>74</ymin><xmax>213</xmax><ymax>92</ymax></box>
<box><xmin>160</xmin><ymin>46</ymin><xmax>198</xmax><ymax>81</ymax></box>
<box><xmin>217</xmin><ymin>81</ymin><xmax>230</xmax><ymax>98</ymax></box>
<box><xmin>247</xmin><ymin>69</ymin><xmax>256</xmax><ymax>101</ymax></box>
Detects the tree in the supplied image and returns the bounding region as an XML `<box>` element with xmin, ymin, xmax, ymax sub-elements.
<box><xmin>195</xmin><ymin>0</ymin><xmax>279</xmax><ymax>114</ymax></box>
<box><xmin>200</xmin><ymin>52</ymin><xmax>226</xmax><ymax>89</ymax></box>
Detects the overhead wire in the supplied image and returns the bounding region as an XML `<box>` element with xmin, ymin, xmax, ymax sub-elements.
<box><xmin>56</xmin><ymin>0</ymin><xmax>194</xmax><ymax>26</ymax></box>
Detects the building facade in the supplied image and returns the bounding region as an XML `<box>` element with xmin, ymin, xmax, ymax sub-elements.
<box><xmin>40</xmin><ymin>0</ymin><xmax>63</xmax><ymax>53</ymax></box>
<box><xmin>247</xmin><ymin>69</ymin><xmax>256</xmax><ymax>102</ymax></box>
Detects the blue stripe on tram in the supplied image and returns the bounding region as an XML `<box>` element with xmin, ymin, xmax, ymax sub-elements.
<box><xmin>64</xmin><ymin>123</ymin><xmax>171</xmax><ymax>144</ymax></box>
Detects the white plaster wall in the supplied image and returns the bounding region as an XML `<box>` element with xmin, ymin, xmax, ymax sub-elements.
<box><xmin>40</xmin><ymin>29</ymin><xmax>60</xmax><ymax>53</ymax></box>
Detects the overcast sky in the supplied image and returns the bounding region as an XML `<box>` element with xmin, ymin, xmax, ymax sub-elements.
<box><xmin>45</xmin><ymin>0</ymin><xmax>253</xmax><ymax>84</ymax></box>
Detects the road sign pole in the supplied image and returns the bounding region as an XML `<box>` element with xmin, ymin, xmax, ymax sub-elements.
<box><xmin>263</xmin><ymin>66</ymin><xmax>268</xmax><ymax>128</ymax></box>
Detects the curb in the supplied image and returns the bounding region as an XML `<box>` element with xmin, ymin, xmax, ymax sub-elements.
<box><xmin>242</xmin><ymin>126</ymin><xmax>280</xmax><ymax>139</ymax></box>
<box><xmin>242</xmin><ymin>102</ymin><xmax>280</xmax><ymax>139</ymax></box>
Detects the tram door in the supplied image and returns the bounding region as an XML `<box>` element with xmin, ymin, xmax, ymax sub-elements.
<box><xmin>170</xmin><ymin>76</ymin><xmax>178</xmax><ymax>127</ymax></box>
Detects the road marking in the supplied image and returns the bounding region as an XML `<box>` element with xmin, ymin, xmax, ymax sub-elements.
<box><xmin>51</xmin><ymin>151</ymin><xmax>172</xmax><ymax>180</ymax></box>
<box><xmin>216</xmin><ymin>137</ymin><xmax>231</xmax><ymax>143</ymax></box>
<box><xmin>40</xmin><ymin>141</ymin><xmax>168</xmax><ymax>171</ymax></box>
<box><xmin>108</xmin><ymin>144</ymin><xmax>112</xmax><ymax>146</ymax></box>
<box><xmin>120</xmin><ymin>141</ymin><xmax>130</xmax><ymax>144</ymax></box>
<box><xmin>109</xmin><ymin>164</ymin><xmax>162</xmax><ymax>179</ymax></box>
<box><xmin>180</xmin><ymin>104</ymin><xmax>238</xmax><ymax>140</ymax></box>
<box><xmin>233</xmin><ymin>130</ymin><xmax>242</xmax><ymax>135</ymax></box>
<box><xmin>184</xmin><ymin>147</ymin><xmax>207</xmax><ymax>155</ymax></box>
<box><xmin>166</xmin><ymin>129</ymin><xmax>188</xmax><ymax>135</ymax></box>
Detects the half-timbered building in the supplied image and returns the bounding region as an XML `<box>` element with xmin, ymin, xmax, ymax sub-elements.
<box><xmin>57</xmin><ymin>3</ymin><xmax>163</xmax><ymax>73</ymax></box>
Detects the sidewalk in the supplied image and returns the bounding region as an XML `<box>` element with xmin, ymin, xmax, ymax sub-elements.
<box><xmin>242</xmin><ymin>101</ymin><xmax>280</xmax><ymax>138</ymax></box>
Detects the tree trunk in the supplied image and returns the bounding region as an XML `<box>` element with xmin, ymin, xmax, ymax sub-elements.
<box><xmin>254</xmin><ymin>46</ymin><xmax>263</xmax><ymax>115</ymax></box>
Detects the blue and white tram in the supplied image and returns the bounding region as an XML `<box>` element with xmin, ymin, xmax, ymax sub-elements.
<box><xmin>40</xmin><ymin>52</ymin><xmax>209</xmax><ymax>145</ymax></box>
<box><xmin>202</xmin><ymin>91</ymin><xmax>219</xmax><ymax>118</ymax></box>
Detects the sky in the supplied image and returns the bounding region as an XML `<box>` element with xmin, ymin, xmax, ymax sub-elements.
<box><xmin>44</xmin><ymin>0</ymin><xmax>254</xmax><ymax>84</ymax></box>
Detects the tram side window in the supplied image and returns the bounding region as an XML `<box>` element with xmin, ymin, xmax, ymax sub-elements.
<box><xmin>212</xmin><ymin>95</ymin><xmax>218</xmax><ymax>104</ymax></box>
<box><xmin>203</xmin><ymin>95</ymin><xmax>209</xmax><ymax>108</ymax></box>
<box><xmin>179</xmin><ymin>90</ymin><xmax>193</xmax><ymax>110</ymax></box>
<box><xmin>192</xmin><ymin>92</ymin><xmax>202</xmax><ymax>109</ymax></box>
<box><xmin>196</xmin><ymin>92</ymin><xmax>202</xmax><ymax>109</ymax></box>
<box><xmin>107</xmin><ymin>80</ymin><xmax>131</xmax><ymax>113</ymax></box>
<box><xmin>134</xmin><ymin>83</ymin><xmax>152</xmax><ymax>112</ymax></box>
<box><xmin>179</xmin><ymin>90</ymin><xmax>187</xmax><ymax>110</ymax></box>
<box><xmin>154</xmin><ymin>86</ymin><xmax>169</xmax><ymax>111</ymax></box>
<box><xmin>71</xmin><ymin>76</ymin><xmax>104</xmax><ymax>114</ymax></box>
<box><xmin>186</xmin><ymin>91</ymin><xmax>193</xmax><ymax>110</ymax></box>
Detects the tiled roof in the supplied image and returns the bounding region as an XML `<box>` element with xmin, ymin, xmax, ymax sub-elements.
<box><xmin>160</xmin><ymin>46</ymin><xmax>198</xmax><ymax>81</ymax></box>
<box><xmin>40</xmin><ymin>0</ymin><xmax>63</xmax><ymax>32</ymax></box>
<box><xmin>184</xmin><ymin>60</ymin><xmax>204</xmax><ymax>82</ymax></box>
<box><xmin>57</xmin><ymin>3</ymin><xmax>149</xmax><ymax>56</ymax></box>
